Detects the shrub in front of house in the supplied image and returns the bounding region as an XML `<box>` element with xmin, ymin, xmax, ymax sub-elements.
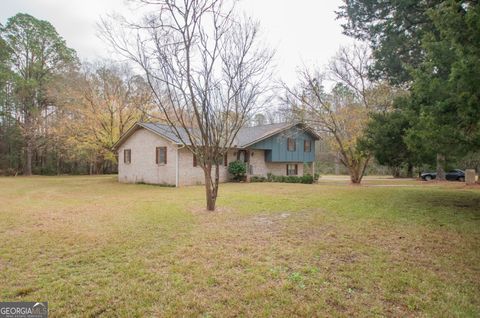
<box><xmin>228</xmin><ymin>160</ymin><xmax>247</xmax><ymax>181</ymax></box>
<box><xmin>301</xmin><ymin>174</ymin><xmax>314</xmax><ymax>184</ymax></box>
<box><xmin>258</xmin><ymin>173</ymin><xmax>316</xmax><ymax>184</ymax></box>
<box><xmin>250</xmin><ymin>176</ymin><xmax>267</xmax><ymax>182</ymax></box>
<box><xmin>266</xmin><ymin>173</ymin><xmax>273</xmax><ymax>182</ymax></box>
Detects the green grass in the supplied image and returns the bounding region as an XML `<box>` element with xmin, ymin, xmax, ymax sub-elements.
<box><xmin>1</xmin><ymin>176</ymin><xmax>479</xmax><ymax>317</ymax></box>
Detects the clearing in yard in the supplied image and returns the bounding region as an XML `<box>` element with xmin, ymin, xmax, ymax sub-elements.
<box><xmin>0</xmin><ymin>176</ymin><xmax>479</xmax><ymax>317</ymax></box>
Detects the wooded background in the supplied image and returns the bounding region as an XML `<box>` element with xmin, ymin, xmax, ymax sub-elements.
<box><xmin>1</xmin><ymin>0</ymin><xmax>479</xmax><ymax>179</ymax></box>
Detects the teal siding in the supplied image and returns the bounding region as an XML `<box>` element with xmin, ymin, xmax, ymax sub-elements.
<box><xmin>249</xmin><ymin>127</ymin><xmax>316</xmax><ymax>163</ymax></box>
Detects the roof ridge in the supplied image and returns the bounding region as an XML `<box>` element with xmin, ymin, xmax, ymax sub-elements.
<box><xmin>242</xmin><ymin>122</ymin><xmax>292</xmax><ymax>129</ymax></box>
<box><xmin>114</xmin><ymin>121</ymin><xmax>317</xmax><ymax>150</ymax></box>
<box><xmin>141</xmin><ymin>121</ymin><xmax>294</xmax><ymax>133</ymax></box>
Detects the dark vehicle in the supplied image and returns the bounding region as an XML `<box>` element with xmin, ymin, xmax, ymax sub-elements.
<box><xmin>421</xmin><ymin>169</ymin><xmax>465</xmax><ymax>181</ymax></box>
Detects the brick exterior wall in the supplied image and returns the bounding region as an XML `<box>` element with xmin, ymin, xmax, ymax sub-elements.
<box><xmin>247</xmin><ymin>149</ymin><xmax>268</xmax><ymax>176</ymax></box>
<box><xmin>265</xmin><ymin>162</ymin><xmax>304</xmax><ymax>176</ymax></box>
<box><xmin>177</xmin><ymin>148</ymin><xmax>233</xmax><ymax>186</ymax></box>
<box><xmin>246</xmin><ymin>149</ymin><xmax>304</xmax><ymax>177</ymax></box>
<box><xmin>118</xmin><ymin>129</ymin><xmax>177</xmax><ymax>185</ymax></box>
<box><xmin>118</xmin><ymin>128</ymin><xmax>308</xmax><ymax>187</ymax></box>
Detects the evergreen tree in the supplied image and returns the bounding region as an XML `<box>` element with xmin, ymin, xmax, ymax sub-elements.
<box><xmin>0</xmin><ymin>13</ymin><xmax>77</xmax><ymax>174</ymax></box>
<box><xmin>339</xmin><ymin>1</ymin><xmax>480</xmax><ymax>179</ymax></box>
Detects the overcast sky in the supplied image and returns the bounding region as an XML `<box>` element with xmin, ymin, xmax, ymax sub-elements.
<box><xmin>0</xmin><ymin>0</ymin><xmax>353</xmax><ymax>85</ymax></box>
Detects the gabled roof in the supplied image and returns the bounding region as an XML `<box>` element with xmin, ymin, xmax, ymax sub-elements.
<box><xmin>235</xmin><ymin>122</ymin><xmax>320</xmax><ymax>148</ymax></box>
<box><xmin>113</xmin><ymin>121</ymin><xmax>320</xmax><ymax>150</ymax></box>
<box><xmin>140</xmin><ymin>122</ymin><xmax>192</xmax><ymax>144</ymax></box>
<box><xmin>234</xmin><ymin>122</ymin><xmax>291</xmax><ymax>147</ymax></box>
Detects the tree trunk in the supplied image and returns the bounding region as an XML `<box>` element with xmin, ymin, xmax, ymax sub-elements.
<box><xmin>203</xmin><ymin>164</ymin><xmax>218</xmax><ymax>211</ymax></box>
<box><xmin>407</xmin><ymin>163</ymin><xmax>413</xmax><ymax>178</ymax></box>
<box><xmin>349</xmin><ymin>166</ymin><xmax>362</xmax><ymax>184</ymax></box>
<box><xmin>350</xmin><ymin>174</ymin><xmax>361</xmax><ymax>184</ymax></box>
<box><xmin>436</xmin><ymin>153</ymin><xmax>446</xmax><ymax>181</ymax></box>
<box><xmin>56</xmin><ymin>156</ymin><xmax>61</xmax><ymax>175</ymax></box>
<box><xmin>24</xmin><ymin>140</ymin><xmax>33</xmax><ymax>176</ymax></box>
<box><xmin>348</xmin><ymin>157</ymin><xmax>370</xmax><ymax>184</ymax></box>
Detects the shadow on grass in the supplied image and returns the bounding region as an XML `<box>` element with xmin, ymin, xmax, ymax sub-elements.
<box><xmin>405</xmin><ymin>189</ymin><xmax>480</xmax><ymax>220</ymax></box>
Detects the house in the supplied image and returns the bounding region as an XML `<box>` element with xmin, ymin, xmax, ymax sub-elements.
<box><xmin>113</xmin><ymin>122</ymin><xmax>320</xmax><ymax>186</ymax></box>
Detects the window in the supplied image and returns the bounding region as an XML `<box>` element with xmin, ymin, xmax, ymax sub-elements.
<box><xmin>286</xmin><ymin>164</ymin><xmax>298</xmax><ymax>176</ymax></box>
<box><xmin>156</xmin><ymin>147</ymin><xmax>167</xmax><ymax>164</ymax></box>
<box><xmin>193</xmin><ymin>154</ymin><xmax>197</xmax><ymax>167</ymax></box>
<box><xmin>124</xmin><ymin>149</ymin><xmax>131</xmax><ymax>164</ymax></box>
<box><xmin>224</xmin><ymin>153</ymin><xmax>228</xmax><ymax>167</ymax></box>
<box><xmin>287</xmin><ymin>138</ymin><xmax>296</xmax><ymax>151</ymax></box>
<box><xmin>304</xmin><ymin>140</ymin><xmax>311</xmax><ymax>152</ymax></box>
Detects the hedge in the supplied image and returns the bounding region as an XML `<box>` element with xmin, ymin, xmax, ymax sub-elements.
<box><xmin>249</xmin><ymin>173</ymin><xmax>318</xmax><ymax>184</ymax></box>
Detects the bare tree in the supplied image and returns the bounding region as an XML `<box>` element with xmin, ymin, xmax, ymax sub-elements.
<box><xmin>100</xmin><ymin>0</ymin><xmax>273</xmax><ymax>210</ymax></box>
<box><xmin>328</xmin><ymin>44</ymin><xmax>372</xmax><ymax>109</ymax></box>
<box><xmin>284</xmin><ymin>44</ymin><xmax>379</xmax><ymax>184</ymax></box>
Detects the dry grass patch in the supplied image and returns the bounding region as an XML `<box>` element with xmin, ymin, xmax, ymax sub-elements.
<box><xmin>0</xmin><ymin>176</ymin><xmax>479</xmax><ymax>317</ymax></box>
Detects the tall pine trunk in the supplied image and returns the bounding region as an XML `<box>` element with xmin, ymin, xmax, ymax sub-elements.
<box><xmin>407</xmin><ymin>163</ymin><xmax>414</xmax><ymax>178</ymax></box>
<box><xmin>24</xmin><ymin>140</ymin><xmax>33</xmax><ymax>176</ymax></box>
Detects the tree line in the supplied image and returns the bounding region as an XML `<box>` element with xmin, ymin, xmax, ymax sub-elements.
<box><xmin>0</xmin><ymin>13</ymin><xmax>153</xmax><ymax>175</ymax></box>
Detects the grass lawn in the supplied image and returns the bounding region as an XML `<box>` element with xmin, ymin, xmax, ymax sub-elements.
<box><xmin>1</xmin><ymin>176</ymin><xmax>479</xmax><ymax>317</ymax></box>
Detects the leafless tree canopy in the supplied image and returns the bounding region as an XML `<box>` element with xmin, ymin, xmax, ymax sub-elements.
<box><xmin>283</xmin><ymin>44</ymin><xmax>377</xmax><ymax>183</ymax></box>
<box><xmin>328</xmin><ymin>44</ymin><xmax>372</xmax><ymax>109</ymax></box>
<box><xmin>100</xmin><ymin>0</ymin><xmax>274</xmax><ymax>210</ymax></box>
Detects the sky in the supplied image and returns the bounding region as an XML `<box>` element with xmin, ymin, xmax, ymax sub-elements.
<box><xmin>0</xmin><ymin>0</ymin><xmax>354</xmax><ymax>85</ymax></box>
